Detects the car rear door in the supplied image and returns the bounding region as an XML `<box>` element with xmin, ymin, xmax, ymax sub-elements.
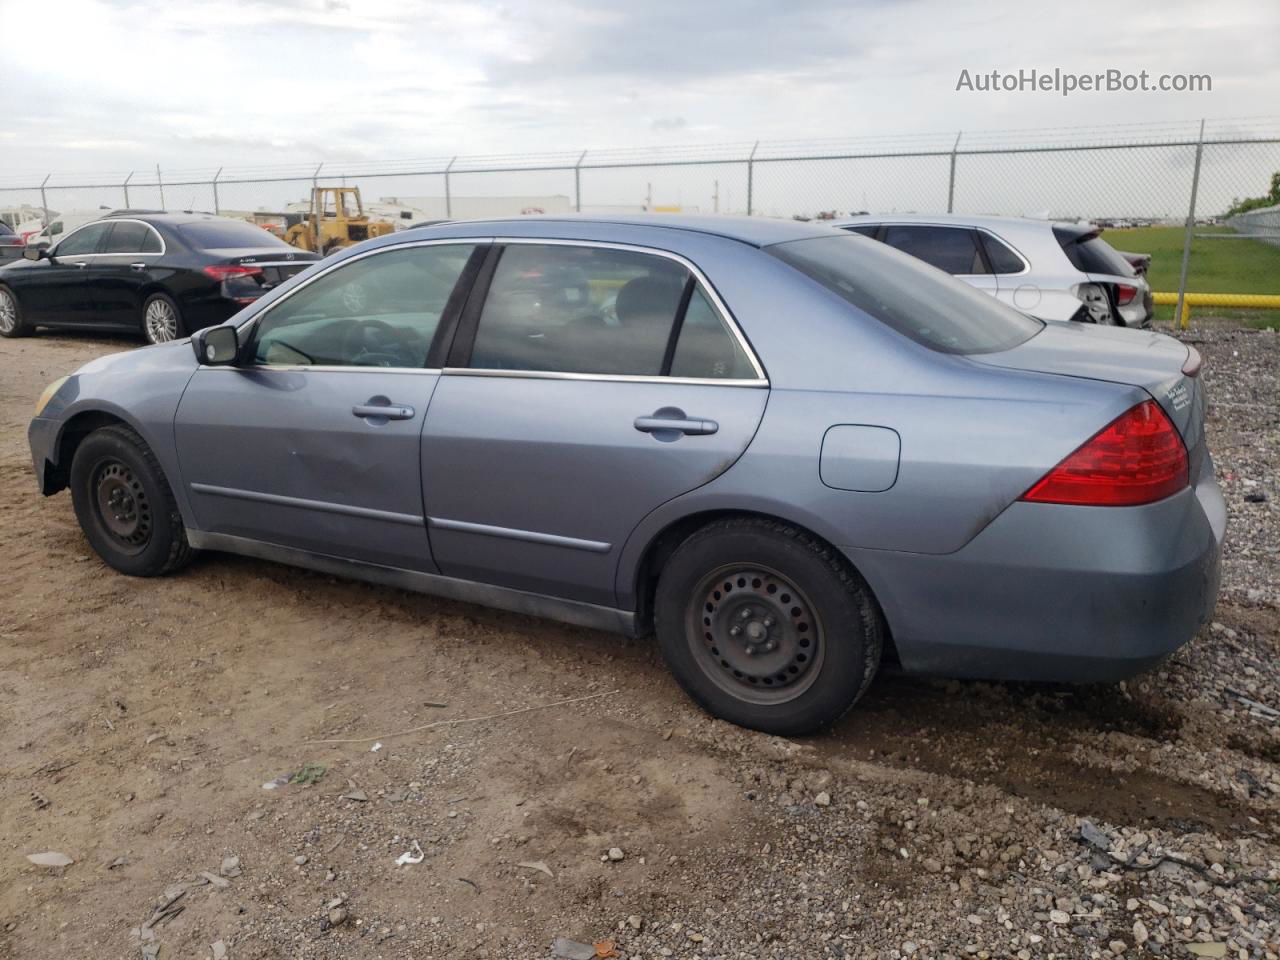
<box><xmin>173</xmin><ymin>240</ymin><xmax>483</xmax><ymax>572</ymax></box>
<box><xmin>420</xmin><ymin>240</ymin><xmax>768</xmax><ymax>608</ymax></box>
<box><xmin>91</xmin><ymin>220</ymin><xmax>165</xmax><ymax>327</ymax></box>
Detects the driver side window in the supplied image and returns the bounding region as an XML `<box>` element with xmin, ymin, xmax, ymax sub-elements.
<box><xmin>251</xmin><ymin>244</ymin><xmax>477</xmax><ymax>368</ymax></box>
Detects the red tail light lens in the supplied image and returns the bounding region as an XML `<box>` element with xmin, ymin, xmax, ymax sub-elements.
<box><xmin>1115</xmin><ymin>283</ymin><xmax>1137</xmax><ymax>306</ymax></box>
<box><xmin>1020</xmin><ymin>400</ymin><xmax>1188</xmax><ymax>507</ymax></box>
<box><xmin>203</xmin><ymin>264</ymin><xmax>263</xmax><ymax>281</ymax></box>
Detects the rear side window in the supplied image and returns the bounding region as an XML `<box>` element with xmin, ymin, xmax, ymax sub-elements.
<box><xmin>179</xmin><ymin>219</ymin><xmax>292</xmax><ymax>250</ymax></box>
<box><xmin>843</xmin><ymin>224</ymin><xmax>878</xmax><ymax>237</ymax></box>
<box><xmin>103</xmin><ymin>221</ymin><xmax>161</xmax><ymax>254</ymax></box>
<box><xmin>881</xmin><ymin>225</ymin><xmax>985</xmax><ymax>275</ymax></box>
<box><xmin>669</xmin><ymin>286</ymin><xmax>756</xmax><ymax>379</ymax></box>
<box><xmin>1054</xmin><ymin>227</ymin><xmax>1135</xmax><ymax>277</ymax></box>
<box><xmin>55</xmin><ymin>222</ymin><xmax>111</xmax><ymax>256</ymax></box>
<box><xmin>470</xmin><ymin>244</ymin><xmax>687</xmax><ymax>376</ymax></box>
<box><xmin>770</xmin><ymin>234</ymin><xmax>1042</xmax><ymax>355</ymax></box>
<box><xmin>979</xmin><ymin>234</ymin><xmax>1026</xmax><ymax>274</ymax></box>
<box><xmin>0</xmin><ymin>222</ymin><xmax>13</xmax><ymax>236</ymax></box>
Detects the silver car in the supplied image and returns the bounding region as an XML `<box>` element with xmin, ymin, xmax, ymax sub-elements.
<box><xmin>834</xmin><ymin>214</ymin><xmax>1154</xmax><ymax>327</ymax></box>
<box><xmin>27</xmin><ymin>216</ymin><xmax>1222</xmax><ymax>735</ymax></box>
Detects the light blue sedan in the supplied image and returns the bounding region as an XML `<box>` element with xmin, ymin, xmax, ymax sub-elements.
<box><xmin>28</xmin><ymin>215</ymin><xmax>1224</xmax><ymax>735</ymax></box>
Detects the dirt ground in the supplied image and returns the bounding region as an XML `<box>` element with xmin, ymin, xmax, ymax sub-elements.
<box><xmin>1</xmin><ymin>326</ymin><xmax>1277</xmax><ymax>960</ymax></box>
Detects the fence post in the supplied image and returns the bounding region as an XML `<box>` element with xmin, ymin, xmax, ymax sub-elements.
<box><xmin>1174</xmin><ymin>119</ymin><xmax>1205</xmax><ymax>331</ymax></box>
<box><xmin>746</xmin><ymin>141</ymin><xmax>759</xmax><ymax>216</ymax></box>
<box><xmin>947</xmin><ymin>131</ymin><xmax>962</xmax><ymax>213</ymax></box>
<box><xmin>123</xmin><ymin>172</ymin><xmax>133</xmax><ymax>208</ymax></box>
<box><xmin>156</xmin><ymin>164</ymin><xmax>165</xmax><ymax>210</ymax></box>
<box><xmin>574</xmin><ymin>150</ymin><xmax>587</xmax><ymax>212</ymax></box>
<box><xmin>312</xmin><ymin>162</ymin><xmax>324</xmax><ymax>193</ymax></box>
<box><xmin>39</xmin><ymin>174</ymin><xmax>50</xmax><ymax>228</ymax></box>
<box><xmin>211</xmin><ymin>167</ymin><xmax>222</xmax><ymax>215</ymax></box>
<box><xmin>444</xmin><ymin>157</ymin><xmax>455</xmax><ymax>218</ymax></box>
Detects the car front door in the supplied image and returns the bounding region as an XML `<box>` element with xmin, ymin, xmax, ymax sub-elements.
<box><xmin>92</xmin><ymin>220</ymin><xmax>165</xmax><ymax>327</ymax></box>
<box><xmin>23</xmin><ymin>221</ymin><xmax>112</xmax><ymax>324</ymax></box>
<box><xmin>420</xmin><ymin>240</ymin><xmax>769</xmax><ymax>608</ymax></box>
<box><xmin>173</xmin><ymin>240</ymin><xmax>483</xmax><ymax>571</ymax></box>
<box><xmin>880</xmin><ymin>224</ymin><xmax>999</xmax><ymax>298</ymax></box>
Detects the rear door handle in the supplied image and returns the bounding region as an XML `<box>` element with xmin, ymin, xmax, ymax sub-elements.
<box><xmin>634</xmin><ymin>407</ymin><xmax>719</xmax><ymax>438</ymax></box>
<box><xmin>73</xmin><ymin>262</ymin><xmax>88</xmax><ymax>269</ymax></box>
<box><xmin>353</xmin><ymin>402</ymin><xmax>415</xmax><ymax>420</ymax></box>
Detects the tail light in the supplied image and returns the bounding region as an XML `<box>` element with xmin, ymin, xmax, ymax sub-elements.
<box><xmin>203</xmin><ymin>264</ymin><xmax>263</xmax><ymax>281</ymax></box>
<box><xmin>1020</xmin><ymin>400</ymin><xmax>1188</xmax><ymax>507</ymax></box>
<box><xmin>1114</xmin><ymin>283</ymin><xmax>1137</xmax><ymax>306</ymax></box>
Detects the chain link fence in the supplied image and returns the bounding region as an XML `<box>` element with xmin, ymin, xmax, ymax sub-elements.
<box><xmin>4</xmin><ymin>118</ymin><xmax>1279</xmax><ymax>326</ymax></box>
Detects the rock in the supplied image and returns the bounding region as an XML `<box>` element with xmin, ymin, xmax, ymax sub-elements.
<box><xmin>200</xmin><ymin>872</ymin><xmax>230</xmax><ymax>888</ymax></box>
<box><xmin>327</xmin><ymin>906</ymin><xmax>349</xmax><ymax>927</ymax></box>
<box><xmin>25</xmin><ymin>852</ymin><xmax>73</xmax><ymax>868</ymax></box>
<box><xmin>814</xmin><ymin>791</ymin><xmax>832</xmax><ymax>807</ymax></box>
<box><xmin>903</xmin><ymin>941</ymin><xmax>918</xmax><ymax>955</ymax></box>
<box><xmin>627</xmin><ymin>915</ymin><xmax>643</xmax><ymax>931</ymax></box>
<box><xmin>1186</xmin><ymin>946</ymin><xmax>1226</xmax><ymax>958</ymax></box>
<box><xmin>1079</xmin><ymin>820</ymin><xmax>1111</xmax><ymax>852</ymax></box>
<box><xmin>607</xmin><ymin>847</ymin><xmax>625</xmax><ymax>862</ymax></box>
<box><xmin>923</xmin><ymin>857</ymin><xmax>943</xmax><ymax>873</ymax></box>
<box><xmin>1132</xmin><ymin>919</ymin><xmax>1149</xmax><ymax>945</ymax></box>
<box><xmin>294</xmin><ymin>855</ymin><xmax>309</xmax><ymax>865</ymax></box>
<box><xmin>1049</xmin><ymin>910</ymin><xmax>1070</xmax><ymax>924</ymax></box>
<box><xmin>220</xmin><ymin>856</ymin><xmax>242</xmax><ymax>878</ymax></box>
<box><xmin>211</xmin><ymin>940</ymin><xmax>227</xmax><ymax>959</ymax></box>
<box><xmin>1108</xmin><ymin>940</ymin><xmax>1126</xmax><ymax>954</ymax></box>
<box><xmin>1244</xmin><ymin>490</ymin><xmax>1268</xmax><ymax>503</ymax></box>
<box><xmin>552</xmin><ymin>938</ymin><xmax>597</xmax><ymax>960</ymax></box>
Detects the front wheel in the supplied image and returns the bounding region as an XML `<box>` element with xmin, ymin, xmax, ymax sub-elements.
<box><xmin>0</xmin><ymin>285</ymin><xmax>31</xmax><ymax>338</ymax></box>
<box><xmin>141</xmin><ymin>292</ymin><xmax>184</xmax><ymax>345</ymax></box>
<box><xmin>655</xmin><ymin>518</ymin><xmax>884</xmax><ymax>736</ymax></box>
<box><xmin>70</xmin><ymin>425</ymin><xmax>194</xmax><ymax>577</ymax></box>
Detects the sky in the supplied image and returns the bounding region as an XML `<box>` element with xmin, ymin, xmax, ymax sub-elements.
<box><xmin>1</xmin><ymin>0</ymin><xmax>1278</xmax><ymax>216</ymax></box>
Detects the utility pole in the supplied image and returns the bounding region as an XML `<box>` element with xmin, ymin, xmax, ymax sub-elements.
<box><xmin>123</xmin><ymin>171</ymin><xmax>133</xmax><ymax>208</ymax></box>
<box><xmin>746</xmin><ymin>141</ymin><xmax>759</xmax><ymax>216</ymax></box>
<box><xmin>946</xmin><ymin>131</ymin><xmax>962</xmax><ymax>214</ymax></box>
<box><xmin>574</xmin><ymin>150</ymin><xmax>587</xmax><ymax>212</ymax></box>
<box><xmin>211</xmin><ymin>167</ymin><xmax>222</xmax><ymax>215</ymax></box>
<box><xmin>645</xmin><ymin>182</ymin><xmax>652</xmax><ymax>210</ymax></box>
<box><xmin>713</xmin><ymin>179</ymin><xmax>719</xmax><ymax>213</ymax></box>
<box><xmin>444</xmin><ymin>157</ymin><xmax>456</xmax><ymax>218</ymax></box>
<box><xmin>157</xmin><ymin>164</ymin><xmax>165</xmax><ymax>210</ymax></box>
<box><xmin>39</xmin><ymin>174</ymin><xmax>50</xmax><ymax>228</ymax></box>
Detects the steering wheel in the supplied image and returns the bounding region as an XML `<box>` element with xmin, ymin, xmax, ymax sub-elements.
<box><xmin>341</xmin><ymin>319</ymin><xmax>413</xmax><ymax>367</ymax></box>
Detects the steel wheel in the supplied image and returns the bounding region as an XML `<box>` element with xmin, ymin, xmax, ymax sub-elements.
<box><xmin>91</xmin><ymin>459</ymin><xmax>153</xmax><ymax>555</ymax></box>
<box><xmin>685</xmin><ymin>563</ymin><xmax>826</xmax><ymax>705</ymax></box>
<box><xmin>0</xmin><ymin>289</ymin><xmax>16</xmax><ymax>334</ymax></box>
<box><xmin>144</xmin><ymin>298</ymin><xmax>179</xmax><ymax>343</ymax></box>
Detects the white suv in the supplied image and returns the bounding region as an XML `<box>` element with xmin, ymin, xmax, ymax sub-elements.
<box><xmin>833</xmin><ymin>214</ymin><xmax>1153</xmax><ymax>328</ymax></box>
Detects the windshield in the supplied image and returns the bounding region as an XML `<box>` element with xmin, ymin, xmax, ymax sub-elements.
<box><xmin>769</xmin><ymin>234</ymin><xmax>1043</xmax><ymax>355</ymax></box>
<box><xmin>178</xmin><ymin>219</ymin><xmax>293</xmax><ymax>250</ymax></box>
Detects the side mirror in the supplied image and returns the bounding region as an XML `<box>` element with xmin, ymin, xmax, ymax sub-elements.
<box><xmin>192</xmin><ymin>325</ymin><xmax>239</xmax><ymax>365</ymax></box>
<box><xmin>23</xmin><ymin>245</ymin><xmax>47</xmax><ymax>261</ymax></box>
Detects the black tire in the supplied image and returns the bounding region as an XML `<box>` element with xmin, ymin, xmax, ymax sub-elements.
<box><xmin>141</xmin><ymin>292</ymin><xmax>184</xmax><ymax>345</ymax></box>
<box><xmin>655</xmin><ymin>517</ymin><xmax>884</xmax><ymax>736</ymax></box>
<box><xmin>70</xmin><ymin>424</ymin><xmax>194</xmax><ymax>577</ymax></box>
<box><xmin>0</xmin><ymin>285</ymin><xmax>31</xmax><ymax>338</ymax></box>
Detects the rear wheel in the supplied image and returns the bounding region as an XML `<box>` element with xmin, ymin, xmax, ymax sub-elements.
<box><xmin>0</xmin><ymin>285</ymin><xmax>31</xmax><ymax>337</ymax></box>
<box><xmin>141</xmin><ymin>292</ymin><xmax>183</xmax><ymax>345</ymax></box>
<box><xmin>655</xmin><ymin>517</ymin><xmax>884</xmax><ymax>736</ymax></box>
<box><xmin>70</xmin><ymin>425</ymin><xmax>193</xmax><ymax>577</ymax></box>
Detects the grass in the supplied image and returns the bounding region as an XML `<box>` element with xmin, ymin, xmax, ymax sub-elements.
<box><xmin>1105</xmin><ymin>225</ymin><xmax>1280</xmax><ymax>329</ymax></box>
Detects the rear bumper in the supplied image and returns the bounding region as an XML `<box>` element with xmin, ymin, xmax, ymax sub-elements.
<box><xmin>846</xmin><ymin>463</ymin><xmax>1225</xmax><ymax>683</ymax></box>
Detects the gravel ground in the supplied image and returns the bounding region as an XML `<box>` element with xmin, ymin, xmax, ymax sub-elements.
<box><xmin>0</xmin><ymin>322</ymin><xmax>1276</xmax><ymax>960</ymax></box>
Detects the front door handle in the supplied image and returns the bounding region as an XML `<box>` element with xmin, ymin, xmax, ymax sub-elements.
<box><xmin>73</xmin><ymin>262</ymin><xmax>88</xmax><ymax>269</ymax></box>
<box><xmin>130</xmin><ymin>262</ymin><xmax>147</xmax><ymax>272</ymax></box>
<box><xmin>634</xmin><ymin>406</ymin><xmax>719</xmax><ymax>440</ymax></box>
<box><xmin>353</xmin><ymin>401</ymin><xmax>415</xmax><ymax>421</ymax></box>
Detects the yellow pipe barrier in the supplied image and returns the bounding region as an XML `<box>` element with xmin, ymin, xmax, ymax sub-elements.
<box><xmin>1153</xmin><ymin>291</ymin><xmax>1280</xmax><ymax>329</ymax></box>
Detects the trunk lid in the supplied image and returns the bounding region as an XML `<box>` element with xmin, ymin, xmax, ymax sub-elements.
<box><xmin>973</xmin><ymin>321</ymin><xmax>1205</xmax><ymax>455</ymax></box>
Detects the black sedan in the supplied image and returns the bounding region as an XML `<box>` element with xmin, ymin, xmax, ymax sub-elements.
<box><xmin>0</xmin><ymin>213</ymin><xmax>319</xmax><ymax>344</ymax></box>
<box><xmin>0</xmin><ymin>221</ymin><xmax>24</xmax><ymax>262</ymax></box>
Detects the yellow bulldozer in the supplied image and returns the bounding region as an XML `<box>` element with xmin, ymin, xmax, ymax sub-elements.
<box><xmin>284</xmin><ymin>186</ymin><xmax>395</xmax><ymax>255</ymax></box>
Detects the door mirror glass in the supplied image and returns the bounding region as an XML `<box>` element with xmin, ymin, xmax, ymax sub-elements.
<box><xmin>23</xmin><ymin>245</ymin><xmax>44</xmax><ymax>261</ymax></box>
<box><xmin>193</xmin><ymin>325</ymin><xmax>239</xmax><ymax>364</ymax></box>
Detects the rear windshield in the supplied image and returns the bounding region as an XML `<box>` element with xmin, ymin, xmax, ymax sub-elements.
<box><xmin>177</xmin><ymin>220</ymin><xmax>293</xmax><ymax>250</ymax></box>
<box><xmin>769</xmin><ymin>234</ymin><xmax>1042</xmax><ymax>355</ymax></box>
<box><xmin>1053</xmin><ymin>227</ymin><xmax>1135</xmax><ymax>277</ymax></box>
<box><xmin>0</xmin><ymin>222</ymin><xmax>13</xmax><ymax>236</ymax></box>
